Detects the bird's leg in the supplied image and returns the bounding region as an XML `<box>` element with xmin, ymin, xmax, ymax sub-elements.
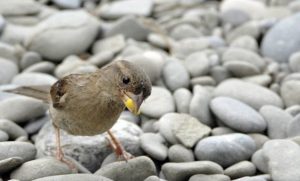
<box><xmin>107</xmin><ymin>130</ymin><xmax>134</xmax><ymax>161</ymax></box>
<box><xmin>54</xmin><ymin>125</ymin><xmax>76</xmax><ymax>171</ymax></box>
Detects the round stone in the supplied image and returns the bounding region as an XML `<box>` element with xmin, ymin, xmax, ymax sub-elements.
<box><xmin>140</xmin><ymin>86</ymin><xmax>175</xmax><ymax>118</ymax></box>
<box><xmin>0</xmin><ymin>119</ymin><xmax>27</xmax><ymax>140</ymax></box>
<box><xmin>230</xmin><ymin>35</ymin><xmax>258</xmax><ymax>52</ymax></box>
<box><xmin>23</xmin><ymin>61</ymin><xmax>55</xmax><ymax>74</ymax></box>
<box><xmin>20</xmin><ymin>51</ymin><xmax>42</xmax><ymax>70</ymax></box>
<box><xmin>224</xmin><ymin>61</ymin><xmax>260</xmax><ymax>77</ymax></box>
<box><xmin>184</xmin><ymin>52</ymin><xmax>210</xmax><ymax>77</ymax></box>
<box><xmin>168</xmin><ymin>144</ymin><xmax>194</xmax><ymax>162</ymax></box>
<box><xmin>0</xmin><ymin>58</ymin><xmax>18</xmax><ymax>85</ymax></box>
<box><xmin>224</xmin><ymin>161</ymin><xmax>256</xmax><ymax>179</ymax></box>
<box><xmin>189</xmin><ymin>174</ymin><xmax>230</xmax><ymax>181</ymax></box>
<box><xmin>213</xmin><ymin>79</ymin><xmax>283</xmax><ymax>110</ymax></box>
<box><xmin>287</xmin><ymin>114</ymin><xmax>300</xmax><ymax>137</ymax></box>
<box><xmin>280</xmin><ymin>79</ymin><xmax>300</xmax><ymax>107</ymax></box>
<box><xmin>32</xmin><ymin>174</ymin><xmax>112</xmax><ymax>181</ymax></box>
<box><xmin>12</xmin><ymin>72</ymin><xmax>57</xmax><ymax>86</ymax></box>
<box><xmin>195</xmin><ymin>133</ymin><xmax>256</xmax><ymax>167</ymax></box>
<box><xmin>289</xmin><ymin>52</ymin><xmax>300</xmax><ymax>72</ymax></box>
<box><xmin>210</xmin><ymin>97</ymin><xmax>266</xmax><ymax>133</ymax></box>
<box><xmin>140</xmin><ymin>133</ymin><xmax>168</xmax><ymax>161</ymax></box>
<box><xmin>0</xmin><ymin>141</ymin><xmax>36</xmax><ymax>161</ymax></box>
<box><xmin>173</xmin><ymin>88</ymin><xmax>192</xmax><ymax>114</ymax></box>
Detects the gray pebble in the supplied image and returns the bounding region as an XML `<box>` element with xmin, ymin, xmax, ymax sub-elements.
<box><xmin>141</xmin><ymin>119</ymin><xmax>157</xmax><ymax>133</ymax></box>
<box><xmin>0</xmin><ymin>0</ymin><xmax>41</xmax><ymax>16</ymax></box>
<box><xmin>168</xmin><ymin>144</ymin><xmax>194</xmax><ymax>162</ymax></box>
<box><xmin>140</xmin><ymin>133</ymin><xmax>168</xmax><ymax>161</ymax></box>
<box><xmin>287</xmin><ymin>114</ymin><xmax>300</xmax><ymax>137</ymax></box>
<box><xmin>251</xmin><ymin>149</ymin><xmax>268</xmax><ymax>174</ymax></box>
<box><xmin>0</xmin><ymin>130</ymin><xmax>8</xmax><ymax>141</ymax></box>
<box><xmin>24</xmin><ymin>116</ymin><xmax>49</xmax><ymax>135</ymax></box>
<box><xmin>0</xmin><ymin>14</ymin><xmax>5</xmax><ymax>33</ymax></box>
<box><xmin>281</xmin><ymin>79</ymin><xmax>300</xmax><ymax>107</ymax></box>
<box><xmin>261</xmin><ymin>12</ymin><xmax>300</xmax><ymax>63</ymax></box>
<box><xmin>262</xmin><ymin>140</ymin><xmax>300</xmax><ymax>181</ymax></box>
<box><xmin>214</xmin><ymin>79</ymin><xmax>283</xmax><ymax>110</ymax></box>
<box><xmin>259</xmin><ymin>105</ymin><xmax>293</xmax><ymax>139</ymax></box>
<box><xmin>0</xmin><ymin>119</ymin><xmax>27</xmax><ymax>139</ymax></box>
<box><xmin>230</xmin><ymin>35</ymin><xmax>258</xmax><ymax>52</ymax></box>
<box><xmin>140</xmin><ymin>86</ymin><xmax>175</xmax><ymax>118</ymax></box>
<box><xmin>189</xmin><ymin>85</ymin><xmax>213</xmax><ymax>126</ymax></box>
<box><xmin>20</xmin><ymin>51</ymin><xmax>42</xmax><ymax>70</ymax></box>
<box><xmin>224</xmin><ymin>161</ymin><xmax>256</xmax><ymax>179</ymax></box>
<box><xmin>191</xmin><ymin>76</ymin><xmax>216</xmax><ymax>86</ymax></box>
<box><xmin>33</xmin><ymin>174</ymin><xmax>112</xmax><ymax>181</ymax></box>
<box><xmin>184</xmin><ymin>52</ymin><xmax>210</xmax><ymax>77</ymax></box>
<box><xmin>0</xmin><ymin>97</ymin><xmax>48</xmax><ymax>123</ymax></box>
<box><xmin>173</xmin><ymin>88</ymin><xmax>192</xmax><ymax>114</ymax></box>
<box><xmin>224</xmin><ymin>61</ymin><xmax>260</xmax><ymax>77</ymax></box>
<box><xmin>211</xmin><ymin>127</ymin><xmax>236</xmax><ymax>136</ymax></box>
<box><xmin>0</xmin><ymin>141</ymin><xmax>36</xmax><ymax>161</ymax></box>
<box><xmin>189</xmin><ymin>174</ymin><xmax>230</xmax><ymax>181</ymax></box>
<box><xmin>162</xmin><ymin>161</ymin><xmax>223</xmax><ymax>181</ymax></box>
<box><xmin>0</xmin><ymin>58</ymin><xmax>18</xmax><ymax>85</ymax></box>
<box><xmin>10</xmin><ymin>157</ymin><xmax>72</xmax><ymax>181</ymax></box>
<box><xmin>53</xmin><ymin>0</ymin><xmax>81</xmax><ymax>9</ymax></box>
<box><xmin>23</xmin><ymin>61</ymin><xmax>55</xmax><ymax>74</ymax></box>
<box><xmin>170</xmin><ymin>24</ymin><xmax>201</xmax><ymax>40</ymax></box>
<box><xmin>92</xmin><ymin>34</ymin><xmax>125</xmax><ymax>55</ymax></box>
<box><xmin>226</xmin><ymin>21</ymin><xmax>261</xmax><ymax>43</ymax></box>
<box><xmin>172</xmin><ymin>38</ymin><xmax>210</xmax><ymax>59</ymax></box>
<box><xmin>0</xmin><ymin>157</ymin><xmax>23</xmax><ymax>174</ymax></box>
<box><xmin>101</xmin><ymin>153</ymin><xmax>118</xmax><ymax>168</ymax></box>
<box><xmin>243</xmin><ymin>74</ymin><xmax>272</xmax><ymax>87</ymax></box>
<box><xmin>0</xmin><ymin>42</ymin><xmax>18</xmax><ymax>63</ymax></box>
<box><xmin>248</xmin><ymin>133</ymin><xmax>269</xmax><ymax>150</ymax></box>
<box><xmin>95</xmin><ymin>156</ymin><xmax>156</xmax><ymax>181</ymax></box>
<box><xmin>210</xmin><ymin>66</ymin><xmax>231</xmax><ymax>84</ymax></box>
<box><xmin>147</xmin><ymin>33</ymin><xmax>169</xmax><ymax>49</ymax></box>
<box><xmin>87</xmin><ymin>51</ymin><xmax>114</xmax><ymax>67</ymax></box>
<box><xmin>105</xmin><ymin>16</ymin><xmax>150</xmax><ymax>41</ymax></box>
<box><xmin>285</xmin><ymin>105</ymin><xmax>300</xmax><ymax>117</ymax></box>
<box><xmin>195</xmin><ymin>133</ymin><xmax>256</xmax><ymax>167</ymax></box>
<box><xmin>24</xmin><ymin>10</ymin><xmax>100</xmax><ymax>61</ymax></box>
<box><xmin>210</xmin><ymin>97</ymin><xmax>266</xmax><ymax>133</ymax></box>
<box><xmin>162</xmin><ymin>60</ymin><xmax>190</xmax><ymax>91</ymax></box>
<box><xmin>144</xmin><ymin>175</ymin><xmax>166</xmax><ymax>181</ymax></box>
<box><xmin>12</xmin><ymin>72</ymin><xmax>57</xmax><ymax>86</ymax></box>
<box><xmin>289</xmin><ymin>52</ymin><xmax>300</xmax><ymax>72</ymax></box>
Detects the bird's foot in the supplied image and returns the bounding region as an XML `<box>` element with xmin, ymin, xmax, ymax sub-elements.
<box><xmin>55</xmin><ymin>148</ymin><xmax>77</xmax><ymax>172</ymax></box>
<box><xmin>107</xmin><ymin>130</ymin><xmax>134</xmax><ymax>161</ymax></box>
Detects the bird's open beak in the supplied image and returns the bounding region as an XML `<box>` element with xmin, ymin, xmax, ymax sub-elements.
<box><xmin>121</xmin><ymin>92</ymin><xmax>143</xmax><ymax>115</ymax></box>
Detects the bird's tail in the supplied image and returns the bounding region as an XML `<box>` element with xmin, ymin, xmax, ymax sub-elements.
<box><xmin>3</xmin><ymin>85</ymin><xmax>51</xmax><ymax>103</ymax></box>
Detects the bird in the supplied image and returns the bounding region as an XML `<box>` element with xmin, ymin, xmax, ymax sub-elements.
<box><xmin>4</xmin><ymin>60</ymin><xmax>152</xmax><ymax>168</ymax></box>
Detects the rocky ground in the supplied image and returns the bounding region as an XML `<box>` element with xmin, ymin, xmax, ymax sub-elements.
<box><xmin>0</xmin><ymin>0</ymin><xmax>300</xmax><ymax>180</ymax></box>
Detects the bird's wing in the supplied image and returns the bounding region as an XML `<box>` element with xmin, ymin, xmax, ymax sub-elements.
<box><xmin>50</xmin><ymin>78</ymin><xmax>68</xmax><ymax>109</ymax></box>
<box><xmin>3</xmin><ymin>85</ymin><xmax>51</xmax><ymax>103</ymax></box>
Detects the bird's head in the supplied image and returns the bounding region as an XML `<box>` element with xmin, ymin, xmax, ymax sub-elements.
<box><xmin>103</xmin><ymin>60</ymin><xmax>152</xmax><ymax>115</ymax></box>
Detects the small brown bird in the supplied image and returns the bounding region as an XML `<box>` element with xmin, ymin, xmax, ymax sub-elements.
<box><xmin>5</xmin><ymin>60</ymin><xmax>151</xmax><ymax>167</ymax></box>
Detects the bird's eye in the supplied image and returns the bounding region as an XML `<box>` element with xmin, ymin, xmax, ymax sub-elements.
<box><xmin>122</xmin><ymin>77</ymin><xmax>130</xmax><ymax>84</ymax></box>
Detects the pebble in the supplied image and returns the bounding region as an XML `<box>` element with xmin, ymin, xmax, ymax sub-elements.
<box><xmin>222</xmin><ymin>48</ymin><xmax>265</xmax><ymax>71</ymax></box>
<box><xmin>230</xmin><ymin>36</ymin><xmax>258</xmax><ymax>52</ymax></box>
<box><xmin>159</xmin><ymin>113</ymin><xmax>211</xmax><ymax>147</ymax></box>
<box><xmin>0</xmin><ymin>58</ymin><xmax>18</xmax><ymax>85</ymax></box>
<box><xmin>24</xmin><ymin>10</ymin><xmax>100</xmax><ymax>61</ymax></box>
<box><xmin>189</xmin><ymin>85</ymin><xmax>213</xmax><ymax>126</ymax></box>
<box><xmin>261</xmin><ymin>12</ymin><xmax>300</xmax><ymax>63</ymax></box>
<box><xmin>184</xmin><ymin>52</ymin><xmax>210</xmax><ymax>77</ymax></box>
<box><xmin>224</xmin><ymin>61</ymin><xmax>260</xmax><ymax>77</ymax></box>
<box><xmin>262</xmin><ymin>140</ymin><xmax>300</xmax><ymax>180</ymax></box>
<box><xmin>214</xmin><ymin>79</ymin><xmax>283</xmax><ymax>110</ymax></box>
<box><xmin>0</xmin><ymin>141</ymin><xmax>36</xmax><ymax>161</ymax></box>
<box><xmin>140</xmin><ymin>87</ymin><xmax>175</xmax><ymax>118</ymax></box>
<box><xmin>289</xmin><ymin>52</ymin><xmax>300</xmax><ymax>72</ymax></box>
<box><xmin>195</xmin><ymin>133</ymin><xmax>256</xmax><ymax>167</ymax></box>
<box><xmin>0</xmin><ymin>0</ymin><xmax>41</xmax><ymax>16</ymax></box>
<box><xmin>243</xmin><ymin>74</ymin><xmax>272</xmax><ymax>87</ymax></box>
<box><xmin>0</xmin><ymin>97</ymin><xmax>48</xmax><ymax>123</ymax></box>
<box><xmin>226</xmin><ymin>21</ymin><xmax>261</xmax><ymax>43</ymax></box>
<box><xmin>0</xmin><ymin>130</ymin><xmax>8</xmax><ymax>141</ymax></box>
<box><xmin>285</xmin><ymin>105</ymin><xmax>300</xmax><ymax>117</ymax></box>
<box><xmin>0</xmin><ymin>119</ymin><xmax>27</xmax><ymax>140</ymax></box>
<box><xmin>95</xmin><ymin>156</ymin><xmax>156</xmax><ymax>181</ymax></box>
<box><xmin>210</xmin><ymin>66</ymin><xmax>231</xmax><ymax>84</ymax></box>
<box><xmin>0</xmin><ymin>42</ymin><xmax>18</xmax><ymax>63</ymax></box>
<box><xmin>105</xmin><ymin>16</ymin><xmax>151</xmax><ymax>41</ymax></box>
<box><xmin>92</xmin><ymin>34</ymin><xmax>126</xmax><ymax>55</ymax></box>
<box><xmin>87</xmin><ymin>51</ymin><xmax>114</xmax><ymax>67</ymax></box>
<box><xmin>98</xmin><ymin>0</ymin><xmax>153</xmax><ymax>19</ymax></box>
<box><xmin>140</xmin><ymin>133</ymin><xmax>168</xmax><ymax>161</ymax></box>
<box><xmin>280</xmin><ymin>79</ymin><xmax>300</xmax><ymax>107</ymax></box>
<box><xmin>171</xmin><ymin>38</ymin><xmax>210</xmax><ymax>59</ymax></box>
<box><xmin>286</xmin><ymin>114</ymin><xmax>300</xmax><ymax>137</ymax></box>
<box><xmin>168</xmin><ymin>144</ymin><xmax>194</xmax><ymax>162</ymax></box>
<box><xmin>23</xmin><ymin>61</ymin><xmax>55</xmax><ymax>74</ymax></box>
<box><xmin>10</xmin><ymin>158</ymin><xmax>72</xmax><ymax>181</ymax></box>
<box><xmin>189</xmin><ymin>174</ymin><xmax>230</xmax><ymax>181</ymax></box>
<box><xmin>12</xmin><ymin>72</ymin><xmax>57</xmax><ymax>86</ymax></box>
<box><xmin>170</xmin><ymin>24</ymin><xmax>201</xmax><ymax>40</ymax></box>
<box><xmin>251</xmin><ymin>149</ymin><xmax>268</xmax><ymax>174</ymax></box>
<box><xmin>248</xmin><ymin>134</ymin><xmax>269</xmax><ymax>150</ymax></box>
<box><xmin>0</xmin><ymin>157</ymin><xmax>23</xmax><ymax>175</ymax></box>
<box><xmin>211</xmin><ymin>127</ymin><xmax>236</xmax><ymax>136</ymax></box>
<box><xmin>162</xmin><ymin>60</ymin><xmax>190</xmax><ymax>91</ymax></box>
<box><xmin>35</xmin><ymin>120</ymin><xmax>143</xmax><ymax>172</ymax></box>
<box><xmin>52</xmin><ymin>0</ymin><xmax>81</xmax><ymax>9</ymax></box>
<box><xmin>33</xmin><ymin>174</ymin><xmax>113</xmax><ymax>181</ymax></box>
<box><xmin>161</xmin><ymin>161</ymin><xmax>223</xmax><ymax>181</ymax></box>
<box><xmin>20</xmin><ymin>51</ymin><xmax>42</xmax><ymax>70</ymax></box>
<box><xmin>144</xmin><ymin>175</ymin><xmax>166</xmax><ymax>181</ymax></box>
<box><xmin>141</xmin><ymin>119</ymin><xmax>157</xmax><ymax>133</ymax></box>
<box><xmin>210</xmin><ymin>97</ymin><xmax>267</xmax><ymax>133</ymax></box>
<box><xmin>173</xmin><ymin>88</ymin><xmax>192</xmax><ymax>113</ymax></box>
<box><xmin>0</xmin><ymin>15</ymin><xmax>5</xmax><ymax>33</ymax></box>
<box><xmin>191</xmin><ymin>76</ymin><xmax>216</xmax><ymax>86</ymax></box>
<box><xmin>224</xmin><ymin>161</ymin><xmax>256</xmax><ymax>179</ymax></box>
<box><xmin>259</xmin><ymin>105</ymin><xmax>293</xmax><ymax>139</ymax></box>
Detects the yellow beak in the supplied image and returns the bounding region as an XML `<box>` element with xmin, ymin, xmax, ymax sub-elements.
<box><xmin>121</xmin><ymin>92</ymin><xmax>143</xmax><ymax>115</ymax></box>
